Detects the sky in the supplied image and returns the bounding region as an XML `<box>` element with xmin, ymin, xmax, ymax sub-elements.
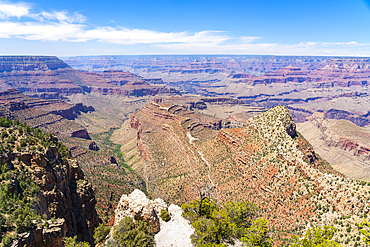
<box><xmin>0</xmin><ymin>0</ymin><xmax>370</xmax><ymax>57</ymax></box>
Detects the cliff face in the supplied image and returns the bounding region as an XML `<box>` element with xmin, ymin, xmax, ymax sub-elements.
<box><xmin>113</xmin><ymin>102</ymin><xmax>370</xmax><ymax>243</ymax></box>
<box><xmin>0</xmin><ymin>56</ymin><xmax>70</xmax><ymax>72</ymax></box>
<box><xmin>0</xmin><ymin>121</ymin><xmax>100</xmax><ymax>246</ymax></box>
<box><xmin>16</xmin><ymin>151</ymin><xmax>99</xmax><ymax>246</ymax></box>
<box><xmin>297</xmin><ymin>112</ymin><xmax>370</xmax><ymax>181</ymax></box>
<box><xmin>0</xmin><ymin>89</ymin><xmax>92</xmax><ymax>139</ymax></box>
<box><xmin>0</xmin><ymin>56</ymin><xmax>179</xmax><ymax>98</ymax></box>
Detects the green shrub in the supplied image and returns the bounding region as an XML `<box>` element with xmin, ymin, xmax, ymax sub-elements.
<box><xmin>94</xmin><ymin>223</ymin><xmax>111</xmax><ymax>244</ymax></box>
<box><xmin>240</xmin><ymin>218</ymin><xmax>272</xmax><ymax>247</ymax></box>
<box><xmin>63</xmin><ymin>236</ymin><xmax>90</xmax><ymax>247</ymax></box>
<box><xmin>0</xmin><ymin>117</ymin><xmax>12</xmax><ymax>128</ymax></box>
<box><xmin>11</xmin><ymin>206</ymin><xmax>36</xmax><ymax>233</ymax></box>
<box><xmin>181</xmin><ymin>199</ymin><xmax>271</xmax><ymax>247</ymax></box>
<box><xmin>1</xmin><ymin>234</ymin><xmax>13</xmax><ymax>247</ymax></box>
<box><xmin>112</xmin><ymin>216</ymin><xmax>154</xmax><ymax>247</ymax></box>
<box><xmin>160</xmin><ymin>209</ymin><xmax>171</xmax><ymax>222</ymax></box>
<box><xmin>290</xmin><ymin>225</ymin><xmax>340</xmax><ymax>247</ymax></box>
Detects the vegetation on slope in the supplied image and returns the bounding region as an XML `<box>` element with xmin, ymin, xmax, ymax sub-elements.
<box><xmin>0</xmin><ymin>117</ymin><xmax>71</xmax><ymax>244</ymax></box>
<box><xmin>86</xmin><ymin>130</ymin><xmax>147</xmax><ymax>224</ymax></box>
<box><xmin>182</xmin><ymin>198</ymin><xmax>272</xmax><ymax>247</ymax></box>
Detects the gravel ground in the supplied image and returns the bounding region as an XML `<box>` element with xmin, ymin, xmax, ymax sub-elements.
<box><xmin>155</xmin><ymin>204</ymin><xmax>194</xmax><ymax>247</ymax></box>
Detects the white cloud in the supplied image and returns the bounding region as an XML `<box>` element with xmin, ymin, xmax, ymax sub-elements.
<box><xmin>0</xmin><ymin>1</ymin><xmax>369</xmax><ymax>56</ymax></box>
<box><xmin>0</xmin><ymin>2</ymin><xmax>29</xmax><ymax>19</ymax></box>
<box><xmin>334</xmin><ymin>41</ymin><xmax>357</xmax><ymax>45</ymax></box>
<box><xmin>155</xmin><ymin>41</ymin><xmax>370</xmax><ymax>56</ymax></box>
<box><xmin>0</xmin><ymin>21</ymin><xmax>84</xmax><ymax>41</ymax></box>
<box><xmin>41</xmin><ymin>11</ymin><xmax>86</xmax><ymax>23</ymax></box>
<box><xmin>83</xmin><ymin>29</ymin><xmax>231</xmax><ymax>45</ymax></box>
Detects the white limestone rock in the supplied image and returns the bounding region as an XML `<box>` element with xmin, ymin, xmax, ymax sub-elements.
<box><xmin>114</xmin><ymin>189</ymin><xmax>167</xmax><ymax>234</ymax></box>
<box><xmin>155</xmin><ymin>204</ymin><xmax>194</xmax><ymax>247</ymax></box>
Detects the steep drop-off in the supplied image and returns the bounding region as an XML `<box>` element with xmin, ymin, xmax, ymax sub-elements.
<box><xmin>297</xmin><ymin>112</ymin><xmax>370</xmax><ymax>181</ymax></box>
<box><xmin>0</xmin><ymin>56</ymin><xmax>179</xmax><ymax>99</ymax></box>
<box><xmin>0</xmin><ymin>119</ymin><xmax>99</xmax><ymax>246</ymax></box>
<box><xmin>113</xmin><ymin>102</ymin><xmax>370</xmax><ymax>243</ymax></box>
<box><xmin>0</xmin><ymin>89</ymin><xmax>91</xmax><ymax>139</ymax></box>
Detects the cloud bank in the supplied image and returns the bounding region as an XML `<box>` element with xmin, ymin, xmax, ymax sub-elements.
<box><xmin>0</xmin><ymin>1</ymin><xmax>368</xmax><ymax>56</ymax></box>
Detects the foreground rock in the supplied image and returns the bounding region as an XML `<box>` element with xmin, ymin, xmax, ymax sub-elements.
<box><xmin>114</xmin><ymin>189</ymin><xmax>167</xmax><ymax>234</ymax></box>
<box><xmin>109</xmin><ymin>189</ymin><xmax>193</xmax><ymax>247</ymax></box>
<box><xmin>154</xmin><ymin>204</ymin><xmax>194</xmax><ymax>247</ymax></box>
<box><xmin>0</xmin><ymin>129</ymin><xmax>100</xmax><ymax>246</ymax></box>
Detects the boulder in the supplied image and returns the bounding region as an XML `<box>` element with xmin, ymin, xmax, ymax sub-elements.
<box><xmin>88</xmin><ymin>141</ymin><xmax>100</xmax><ymax>151</ymax></box>
<box><xmin>114</xmin><ymin>189</ymin><xmax>167</xmax><ymax>234</ymax></box>
<box><xmin>109</xmin><ymin>156</ymin><xmax>117</xmax><ymax>164</ymax></box>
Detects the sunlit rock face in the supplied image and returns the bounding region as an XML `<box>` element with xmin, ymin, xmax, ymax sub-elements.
<box><xmin>114</xmin><ymin>189</ymin><xmax>167</xmax><ymax>234</ymax></box>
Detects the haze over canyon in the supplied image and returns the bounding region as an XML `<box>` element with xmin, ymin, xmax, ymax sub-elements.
<box><xmin>0</xmin><ymin>54</ymin><xmax>370</xmax><ymax>246</ymax></box>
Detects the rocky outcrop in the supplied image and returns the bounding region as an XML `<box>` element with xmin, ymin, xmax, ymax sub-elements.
<box><xmin>50</xmin><ymin>103</ymin><xmax>94</xmax><ymax>120</ymax></box>
<box><xmin>109</xmin><ymin>156</ymin><xmax>117</xmax><ymax>164</ymax></box>
<box><xmin>88</xmin><ymin>141</ymin><xmax>100</xmax><ymax>151</ymax></box>
<box><xmin>154</xmin><ymin>204</ymin><xmax>194</xmax><ymax>247</ymax></box>
<box><xmin>104</xmin><ymin>190</ymin><xmax>193</xmax><ymax>246</ymax></box>
<box><xmin>0</xmin><ymin>141</ymin><xmax>100</xmax><ymax>246</ymax></box>
<box><xmin>71</xmin><ymin>129</ymin><xmax>91</xmax><ymax>139</ymax></box>
<box><xmin>0</xmin><ymin>56</ymin><xmax>70</xmax><ymax>72</ymax></box>
<box><xmin>130</xmin><ymin>115</ymin><xmax>141</xmax><ymax>130</ymax></box>
<box><xmin>17</xmin><ymin>218</ymin><xmax>67</xmax><ymax>247</ymax></box>
<box><xmin>114</xmin><ymin>189</ymin><xmax>167</xmax><ymax>234</ymax></box>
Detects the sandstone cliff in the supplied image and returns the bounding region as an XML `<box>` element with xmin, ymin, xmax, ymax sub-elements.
<box><xmin>0</xmin><ymin>56</ymin><xmax>70</xmax><ymax>72</ymax></box>
<box><xmin>0</xmin><ymin>120</ymin><xmax>100</xmax><ymax>246</ymax></box>
<box><xmin>103</xmin><ymin>189</ymin><xmax>193</xmax><ymax>247</ymax></box>
<box><xmin>0</xmin><ymin>56</ymin><xmax>179</xmax><ymax>98</ymax></box>
<box><xmin>297</xmin><ymin>112</ymin><xmax>370</xmax><ymax>181</ymax></box>
<box><xmin>0</xmin><ymin>89</ymin><xmax>91</xmax><ymax>139</ymax></box>
<box><xmin>112</xmin><ymin>103</ymin><xmax>370</xmax><ymax>244</ymax></box>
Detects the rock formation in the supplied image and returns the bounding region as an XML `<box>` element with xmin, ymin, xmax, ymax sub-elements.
<box><xmin>0</xmin><ymin>125</ymin><xmax>100</xmax><ymax>246</ymax></box>
<box><xmin>114</xmin><ymin>189</ymin><xmax>167</xmax><ymax>234</ymax></box>
<box><xmin>89</xmin><ymin>141</ymin><xmax>100</xmax><ymax>151</ymax></box>
<box><xmin>113</xmin><ymin>102</ymin><xmax>370</xmax><ymax>243</ymax></box>
<box><xmin>17</xmin><ymin>218</ymin><xmax>67</xmax><ymax>247</ymax></box>
<box><xmin>0</xmin><ymin>89</ymin><xmax>91</xmax><ymax>139</ymax></box>
<box><xmin>108</xmin><ymin>189</ymin><xmax>193</xmax><ymax>247</ymax></box>
<box><xmin>297</xmin><ymin>112</ymin><xmax>370</xmax><ymax>181</ymax></box>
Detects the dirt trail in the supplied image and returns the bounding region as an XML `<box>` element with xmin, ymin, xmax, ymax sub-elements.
<box><xmin>187</xmin><ymin>132</ymin><xmax>215</xmax><ymax>187</ymax></box>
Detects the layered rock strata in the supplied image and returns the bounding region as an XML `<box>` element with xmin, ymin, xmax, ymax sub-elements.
<box><xmin>0</xmin><ymin>56</ymin><xmax>179</xmax><ymax>97</ymax></box>
<box><xmin>114</xmin><ymin>189</ymin><xmax>167</xmax><ymax>234</ymax></box>
<box><xmin>297</xmin><ymin>112</ymin><xmax>370</xmax><ymax>180</ymax></box>
<box><xmin>0</xmin><ymin>142</ymin><xmax>100</xmax><ymax>246</ymax></box>
<box><xmin>114</xmin><ymin>102</ymin><xmax>370</xmax><ymax>244</ymax></box>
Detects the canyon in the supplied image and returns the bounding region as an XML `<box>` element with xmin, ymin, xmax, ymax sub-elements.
<box><xmin>64</xmin><ymin>55</ymin><xmax>370</xmax><ymax>127</ymax></box>
<box><xmin>1</xmin><ymin>55</ymin><xmax>370</xmax><ymax>245</ymax></box>
<box><xmin>297</xmin><ymin>113</ymin><xmax>370</xmax><ymax>181</ymax></box>
<box><xmin>0</xmin><ymin>122</ymin><xmax>99</xmax><ymax>246</ymax></box>
<box><xmin>111</xmin><ymin>100</ymin><xmax>370</xmax><ymax>244</ymax></box>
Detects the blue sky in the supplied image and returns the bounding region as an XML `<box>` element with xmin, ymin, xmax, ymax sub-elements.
<box><xmin>0</xmin><ymin>0</ymin><xmax>370</xmax><ymax>56</ymax></box>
